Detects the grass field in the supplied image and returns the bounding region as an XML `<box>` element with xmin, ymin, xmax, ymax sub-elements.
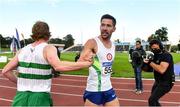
<box><xmin>0</xmin><ymin>52</ymin><xmax>180</xmax><ymax>78</ymax></box>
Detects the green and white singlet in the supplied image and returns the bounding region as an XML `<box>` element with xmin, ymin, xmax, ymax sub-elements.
<box><xmin>17</xmin><ymin>43</ymin><xmax>52</xmax><ymax>92</ymax></box>
<box><xmin>86</xmin><ymin>37</ymin><xmax>115</xmax><ymax>92</ymax></box>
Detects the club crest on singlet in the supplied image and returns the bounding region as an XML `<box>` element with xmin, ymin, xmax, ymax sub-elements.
<box><xmin>106</xmin><ymin>53</ymin><xmax>112</xmax><ymax>61</ymax></box>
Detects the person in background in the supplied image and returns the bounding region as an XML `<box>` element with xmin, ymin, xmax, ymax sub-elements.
<box><xmin>129</xmin><ymin>40</ymin><xmax>146</xmax><ymax>94</ymax></box>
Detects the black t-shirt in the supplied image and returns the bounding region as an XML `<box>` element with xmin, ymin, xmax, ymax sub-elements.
<box><xmin>153</xmin><ymin>51</ymin><xmax>175</xmax><ymax>83</ymax></box>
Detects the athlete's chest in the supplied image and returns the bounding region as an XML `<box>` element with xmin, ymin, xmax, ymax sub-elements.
<box><xmin>97</xmin><ymin>50</ymin><xmax>114</xmax><ymax>62</ymax></box>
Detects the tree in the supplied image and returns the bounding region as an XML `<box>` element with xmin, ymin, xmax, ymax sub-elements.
<box><xmin>178</xmin><ymin>40</ymin><xmax>180</xmax><ymax>51</ymax></box>
<box><xmin>63</xmin><ymin>34</ymin><xmax>74</xmax><ymax>49</ymax></box>
<box><xmin>0</xmin><ymin>34</ymin><xmax>6</xmax><ymax>47</ymax></box>
<box><xmin>147</xmin><ymin>27</ymin><xmax>169</xmax><ymax>42</ymax></box>
<box><xmin>24</xmin><ymin>38</ymin><xmax>34</xmax><ymax>45</ymax></box>
<box><xmin>155</xmin><ymin>27</ymin><xmax>168</xmax><ymax>42</ymax></box>
<box><xmin>0</xmin><ymin>34</ymin><xmax>3</xmax><ymax>40</ymax></box>
<box><xmin>171</xmin><ymin>45</ymin><xmax>178</xmax><ymax>53</ymax></box>
<box><xmin>49</xmin><ymin>38</ymin><xmax>63</xmax><ymax>44</ymax></box>
<box><xmin>0</xmin><ymin>35</ymin><xmax>13</xmax><ymax>48</ymax></box>
<box><xmin>135</xmin><ymin>37</ymin><xmax>141</xmax><ymax>42</ymax></box>
<box><xmin>4</xmin><ymin>37</ymin><xmax>12</xmax><ymax>48</ymax></box>
<box><xmin>147</xmin><ymin>34</ymin><xmax>157</xmax><ymax>42</ymax></box>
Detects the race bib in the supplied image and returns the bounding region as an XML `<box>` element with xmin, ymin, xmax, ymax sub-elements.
<box><xmin>102</xmin><ymin>62</ymin><xmax>113</xmax><ymax>75</ymax></box>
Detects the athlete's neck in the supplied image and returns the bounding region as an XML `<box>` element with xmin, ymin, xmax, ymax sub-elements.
<box><xmin>98</xmin><ymin>36</ymin><xmax>112</xmax><ymax>48</ymax></box>
<box><xmin>32</xmin><ymin>39</ymin><xmax>48</xmax><ymax>47</ymax></box>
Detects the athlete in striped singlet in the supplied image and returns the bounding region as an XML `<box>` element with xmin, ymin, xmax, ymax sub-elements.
<box><xmin>2</xmin><ymin>21</ymin><xmax>93</xmax><ymax>106</ymax></box>
<box><xmin>79</xmin><ymin>14</ymin><xmax>120</xmax><ymax>106</ymax></box>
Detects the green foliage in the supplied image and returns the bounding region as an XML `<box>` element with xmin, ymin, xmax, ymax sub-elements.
<box><xmin>0</xmin><ymin>34</ymin><xmax>74</xmax><ymax>50</ymax></box>
<box><xmin>155</xmin><ymin>27</ymin><xmax>168</xmax><ymax>41</ymax></box>
<box><xmin>63</xmin><ymin>34</ymin><xmax>74</xmax><ymax>49</ymax></box>
<box><xmin>148</xmin><ymin>34</ymin><xmax>156</xmax><ymax>42</ymax></box>
<box><xmin>171</xmin><ymin>45</ymin><xmax>178</xmax><ymax>53</ymax></box>
<box><xmin>49</xmin><ymin>38</ymin><xmax>63</xmax><ymax>44</ymax></box>
<box><xmin>178</xmin><ymin>43</ymin><xmax>180</xmax><ymax>51</ymax></box>
<box><xmin>148</xmin><ymin>27</ymin><xmax>168</xmax><ymax>42</ymax></box>
<box><xmin>0</xmin><ymin>34</ymin><xmax>12</xmax><ymax>48</ymax></box>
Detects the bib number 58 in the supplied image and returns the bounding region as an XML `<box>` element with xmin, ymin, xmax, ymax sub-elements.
<box><xmin>104</xmin><ymin>66</ymin><xmax>112</xmax><ymax>74</ymax></box>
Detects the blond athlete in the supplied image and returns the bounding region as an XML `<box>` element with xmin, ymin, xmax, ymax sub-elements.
<box><xmin>2</xmin><ymin>21</ymin><xmax>93</xmax><ymax>106</ymax></box>
<box><xmin>79</xmin><ymin>14</ymin><xmax>120</xmax><ymax>106</ymax></box>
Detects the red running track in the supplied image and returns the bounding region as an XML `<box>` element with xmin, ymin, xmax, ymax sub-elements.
<box><xmin>0</xmin><ymin>73</ymin><xmax>180</xmax><ymax>106</ymax></box>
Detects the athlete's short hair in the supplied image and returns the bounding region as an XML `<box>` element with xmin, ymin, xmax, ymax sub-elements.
<box><xmin>31</xmin><ymin>21</ymin><xmax>51</xmax><ymax>41</ymax></box>
<box><xmin>101</xmin><ymin>14</ymin><xmax>116</xmax><ymax>27</ymax></box>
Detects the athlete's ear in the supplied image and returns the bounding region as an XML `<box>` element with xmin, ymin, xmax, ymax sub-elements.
<box><xmin>113</xmin><ymin>27</ymin><xmax>116</xmax><ymax>32</ymax></box>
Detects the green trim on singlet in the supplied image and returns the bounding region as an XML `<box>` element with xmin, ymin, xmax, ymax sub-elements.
<box><xmin>18</xmin><ymin>73</ymin><xmax>52</xmax><ymax>80</ymax></box>
<box><xmin>92</xmin><ymin>55</ymin><xmax>102</xmax><ymax>91</ymax></box>
<box><xmin>19</xmin><ymin>62</ymin><xmax>51</xmax><ymax>70</ymax></box>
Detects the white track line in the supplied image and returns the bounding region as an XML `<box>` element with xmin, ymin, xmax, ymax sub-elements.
<box><xmin>1</xmin><ymin>82</ymin><xmax>180</xmax><ymax>94</ymax></box>
<box><xmin>54</xmin><ymin>78</ymin><xmax>180</xmax><ymax>87</ymax></box>
<box><xmin>1</xmin><ymin>77</ymin><xmax>180</xmax><ymax>87</ymax></box>
<box><xmin>51</xmin><ymin>92</ymin><xmax>82</xmax><ymax>97</ymax></box>
<box><xmin>53</xmin><ymin>83</ymin><xmax>152</xmax><ymax>93</ymax></box>
<box><xmin>2</xmin><ymin>77</ymin><xmax>178</xmax><ymax>87</ymax></box>
<box><xmin>55</xmin><ymin>74</ymin><xmax>155</xmax><ymax>81</ymax></box>
<box><xmin>54</xmin><ymin>78</ymin><xmax>155</xmax><ymax>86</ymax></box>
<box><xmin>0</xmin><ymin>98</ymin><xmax>13</xmax><ymax>102</ymax></box>
<box><xmin>1</xmin><ymin>72</ymin><xmax>180</xmax><ymax>81</ymax></box>
<box><xmin>1</xmin><ymin>76</ymin><xmax>180</xmax><ymax>87</ymax></box>
<box><xmin>58</xmin><ymin>74</ymin><xmax>180</xmax><ymax>82</ymax></box>
<box><xmin>0</xmin><ymin>85</ymin><xmax>16</xmax><ymax>89</ymax></box>
<box><xmin>53</xmin><ymin>83</ymin><xmax>180</xmax><ymax>94</ymax></box>
<box><xmin>0</xmin><ymin>78</ymin><xmax>8</xmax><ymax>80</ymax></box>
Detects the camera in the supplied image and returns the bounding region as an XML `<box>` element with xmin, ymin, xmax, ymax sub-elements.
<box><xmin>144</xmin><ymin>51</ymin><xmax>154</xmax><ymax>61</ymax></box>
<box><xmin>130</xmin><ymin>50</ymin><xmax>154</xmax><ymax>68</ymax></box>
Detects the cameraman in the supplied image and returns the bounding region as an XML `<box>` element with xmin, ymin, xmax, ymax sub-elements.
<box><xmin>129</xmin><ymin>40</ymin><xmax>146</xmax><ymax>94</ymax></box>
<box><xmin>144</xmin><ymin>39</ymin><xmax>175</xmax><ymax>106</ymax></box>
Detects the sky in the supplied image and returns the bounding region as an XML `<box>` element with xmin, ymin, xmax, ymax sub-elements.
<box><xmin>0</xmin><ymin>0</ymin><xmax>180</xmax><ymax>45</ymax></box>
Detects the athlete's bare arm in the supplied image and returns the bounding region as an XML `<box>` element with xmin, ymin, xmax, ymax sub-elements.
<box><xmin>44</xmin><ymin>45</ymin><xmax>93</xmax><ymax>71</ymax></box>
<box><xmin>2</xmin><ymin>51</ymin><xmax>20</xmax><ymax>83</ymax></box>
<box><xmin>78</xmin><ymin>39</ymin><xmax>97</xmax><ymax>62</ymax></box>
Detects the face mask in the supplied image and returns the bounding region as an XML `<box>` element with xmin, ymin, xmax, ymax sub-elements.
<box><xmin>151</xmin><ymin>49</ymin><xmax>162</xmax><ymax>54</ymax></box>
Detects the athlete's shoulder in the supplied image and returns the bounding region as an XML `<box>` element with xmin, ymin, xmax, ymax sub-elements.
<box><xmin>44</xmin><ymin>44</ymin><xmax>57</xmax><ymax>53</ymax></box>
<box><xmin>45</xmin><ymin>44</ymin><xmax>55</xmax><ymax>48</ymax></box>
<box><xmin>86</xmin><ymin>38</ymin><xmax>96</xmax><ymax>44</ymax></box>
<box><xmin>84</xmin><ymin>38</ymin><xmax>97</xmax><ymax>47</ymax></box>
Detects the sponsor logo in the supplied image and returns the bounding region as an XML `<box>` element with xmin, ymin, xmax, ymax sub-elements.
<box><xmin>112</xmin><ymin>94</ymin><xmax>116</xmax><ymax>98</ymax></box>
